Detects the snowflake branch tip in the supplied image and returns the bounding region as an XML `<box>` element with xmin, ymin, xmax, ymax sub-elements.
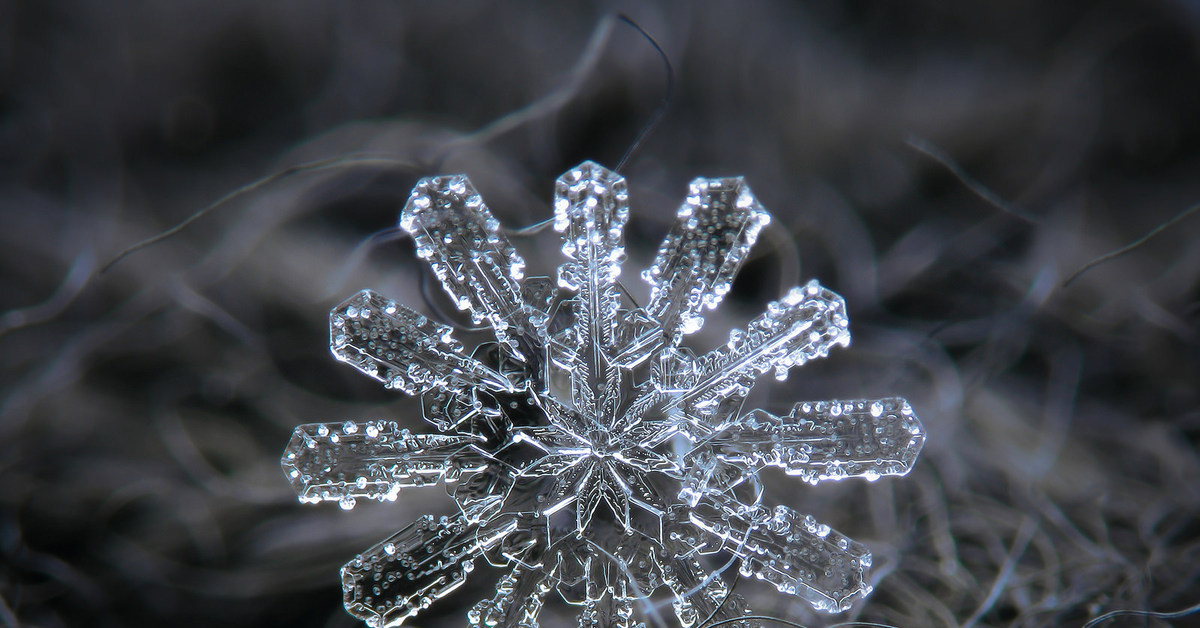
<box><xmin>643</xmin><ymin>176</ymin><xmax>770</xmax><ymax>345</ymax></box>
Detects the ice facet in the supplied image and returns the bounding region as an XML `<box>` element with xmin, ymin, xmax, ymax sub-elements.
<box><xmin>453</xmin><ymin>461</ymin><xmax>517</xmax><ymax>523</ymax></box>
<box><xmin>284</xmin><ymin>162</ymin><xmax>925</xmax><ymax>627</ymax></box>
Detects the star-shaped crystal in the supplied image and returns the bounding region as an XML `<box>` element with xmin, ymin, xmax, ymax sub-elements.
<box><xmin>281</xmin><ymin>161</ymin><xmax>926</xmax><ymax>628</ymax></box>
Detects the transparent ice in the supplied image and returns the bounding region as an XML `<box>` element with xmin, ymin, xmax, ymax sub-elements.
<box><xmin>282</xmin><ymin>162</ymin><xmax>926</xmax><ymax>627</ymax></box>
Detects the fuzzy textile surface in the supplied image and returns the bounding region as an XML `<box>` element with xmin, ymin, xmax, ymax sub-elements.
<box><xmin>2</xmin><ymin>2</ymin><xmax>1199</xmax><ymax>627</ymax></box>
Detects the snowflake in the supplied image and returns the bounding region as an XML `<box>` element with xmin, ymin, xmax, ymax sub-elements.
<box><xmin>281</xmin><ymin>161</ymin><xmax>926</xmax><ymax>628</ymax></box>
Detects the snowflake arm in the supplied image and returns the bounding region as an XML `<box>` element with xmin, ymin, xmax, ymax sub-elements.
<box><xmin>341</xmin><ymin>513</ymin><xmax>519</xmax><ymax>628</ymax></box>
<box><xmin>682</xmin><ymin>397</ymin><xmax>926</xmax><ymax>496</ymax></box>
<box><xmin>577</xmin><ymin>587</ymin><xmax>637</xmax><ymax>628</ymax></box>
<box><xmin>658</xmin><ymin>552</ymin><xmax>754</xmax><ymax>628</ymax></box>
<box><xmin>550</xmin><ymin>161</ymin><xmax>631</xmax><ymax>424</ymax></box>
<box><xmin>469</xmin><ymin>563</ymin><xmax>554</xmax><ymax>628</ymax></box>
<box><xmin>656</xmin><ymin>280</ymin><xmax>851</xmax><ymax>421</ymax></box>
<box><xmin>400</xmin><ymin>176</ymin><xmax>542</xmax><ymax>359</ymax></box>
<box><xmin>643</xmin><ymin>177</ymin><xmax>771</xmax><ymax>345</ymax></box>
<box><xmin>689</xmin><ymin>500</ymin><xmax>873</xmax><ymax>613</ymax></box>
<box><xmin>331</xmin><ymin>289</ymin><xmax>513</xmax><ymax>394</ymax></box>
<box><xmin>282</xmin><ymin>421</ymin><xmax>485</xmax><ymax>506</ymax></box>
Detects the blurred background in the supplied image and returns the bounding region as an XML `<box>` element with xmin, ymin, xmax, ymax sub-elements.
<box><xmin>2</xmin><ymin>1</ymin><xmax>1199</xmax><ymax>626</ymax></box>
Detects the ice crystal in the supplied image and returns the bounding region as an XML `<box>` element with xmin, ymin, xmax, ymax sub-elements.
<box><xmin>282</xmin><ymin>161</ymin><xmax>926</xmax><ymax>628</ymax></box>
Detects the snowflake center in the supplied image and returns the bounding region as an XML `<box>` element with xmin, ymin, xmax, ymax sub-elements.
<box><xmin>584</xmin><ymin>430</ymin><xmax>614</xmax><ymax>457</ymax></box>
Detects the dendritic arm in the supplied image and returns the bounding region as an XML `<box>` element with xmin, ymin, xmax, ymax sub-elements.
<box><xmin>283</xmin><ymin>421</ymin><xmax>485</xmax><ymax>506</ymax></box>
<box><xmin>331</xmin><ymin>290</ymin><xmax>512</xmax><ymax>394</ymax></box>
<box><xmin>658</xmin><ymin>280</ymin><xmax>851</xmax><ymax>419</ymax></box>
<box><xmin>642</xmin><ymin>177</ymin><xmax>771</xmax><ymax>345</ymax></box>
<box><xmin>550</xmin><ymin>162</ymin><xmax>630</xmax><ymax>425</ymax></box>
<box><xmin>689</xmin><ymin>500</ymin><xmax>872</xmax><ymax>614</ymax></box>
<box><xmin>698</xmin><ymin>398</ymin><xmax>925</xmax><ymax>486</ymax></box>
<box><xmin>342</xmin><ymin>514</ymin><xmax>518</xmax><ymax>628</ymax></box>
<box><xmin>400</xmin><ymin>175</ymin><xmax>541</xmax><ymax>358</ymax></box>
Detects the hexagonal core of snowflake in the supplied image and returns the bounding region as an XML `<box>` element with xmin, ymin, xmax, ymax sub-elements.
<box><xmin>281</xmin><ymin>161</ymin><xmax>926</xmax><ymax>628</ymax></box>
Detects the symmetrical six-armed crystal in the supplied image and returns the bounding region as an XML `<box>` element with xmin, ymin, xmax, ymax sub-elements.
<box><xmin>282</xmin><ymin>162</ymin><xmax>925</xmax><ymax>628</ymax></box>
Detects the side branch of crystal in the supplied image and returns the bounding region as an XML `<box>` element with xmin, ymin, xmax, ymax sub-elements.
<box><xmin>401</xmin><ymin>175</ymin><xmax>540</xmax><ymax>357</ymax></box>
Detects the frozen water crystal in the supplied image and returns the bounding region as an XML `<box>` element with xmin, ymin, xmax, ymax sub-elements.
<box><xmin>281</xmin><ymin>161</ymin><xmax>926</xmax><ymax>627</ymax></box>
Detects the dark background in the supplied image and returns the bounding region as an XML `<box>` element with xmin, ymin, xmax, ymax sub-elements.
<box><xmin>2</xmin><ymin>1</ymin><xmax>1199</xmax><ymax>627</ymax></box>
